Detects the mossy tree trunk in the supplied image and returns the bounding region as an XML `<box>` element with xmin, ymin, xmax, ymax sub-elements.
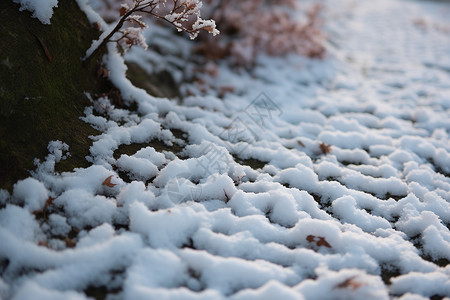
<box><xmin>0</xmin><ymin>0</ymin><xmax>110</xmax><ymax>191</ymax></box>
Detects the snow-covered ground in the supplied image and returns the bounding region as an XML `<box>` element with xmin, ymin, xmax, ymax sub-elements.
<box><xmin>1</xmin><ymin>0</ymin><xmax>450</xmax><ymax>299</ymax></box>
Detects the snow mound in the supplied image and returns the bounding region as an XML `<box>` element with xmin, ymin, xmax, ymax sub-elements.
<box><xmin>13</xmin><ymin>0</ymin><xmax>58</xmax><ymax>24</ymax></box>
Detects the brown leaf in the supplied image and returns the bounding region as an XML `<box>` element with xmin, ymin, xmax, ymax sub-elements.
<box><xmin>335</xmin><ymin>276</ymin><xmax>364</xmax><ymax>290</ymax></box>
<box><xmin>319</xmin><ymin>142</ymin><xmax>332</xmax><ymax>154</ymax></box>
<box><xmin>39</xmin><ymin>38</ymin><xmax>52</xmax><ymax>63</ymax></box>
<box><xmin>45</xmin><ymin>196</ymin><xmax>55</xmax><ymax>207</ymax></box>
<box><xmin>26</xmin><ymin>25</ymin><xmax>52</xmax><ymax>63</ymax></box>
<box><xmin>306</xmin><ymin>235</ymin><xmax>316</xmax><ymax>243</ymax></box>
<box><xmin>316</xmin><ymin>236</ymin><xmax>332</xmax><ymax>248</ymax></box>
<box><xmin>102</xmin><ymin>175</ymin><xmax>117</xmax><ymax>188</ymax></box>
<box><xmin>297</xmin><ymin>140</ymin><xmax>305</xmax><ymax>147</ymax></box>
<box><xmin>306</xmin><ymin>235</ymin><xmax>332</xmax><ymax>248</ymax></box>
<box><xmin>119</xmin><ymin>6</ymin><xmax>128</xmax><ymax>16</ymax></box>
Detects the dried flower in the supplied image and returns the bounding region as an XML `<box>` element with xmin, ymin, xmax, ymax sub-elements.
<box><xmin>195</xmin><ymin>0</ymin><xmax>325</xmax><ymax>67</ymax></box>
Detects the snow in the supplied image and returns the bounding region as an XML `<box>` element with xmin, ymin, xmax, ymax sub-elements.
<box><xmin>296</xmin><ymin>267</ymin><xmax>388</xmax><ymax>300</ymax></box>
<box><xmin>390</xmin><ymin>267</ymin><xmax>450</xmax><ymax>297</ymax></box>
<box><xmin>13</xmin><ymin>0</ymin><xmax>58</xmax><ymax>24</ymax></box>
<box><xmin>0</xmin><ymin>205</ymin><xmax>44</xmax><ymax>243</ymax></box>
<box><xmin>3</xmin><ymin>0</ymin><xmax>450</xmax><ymax>299</ymax></box>
<box><xmin>12</xmin><ymin>178</ymin><xmax>48</xmax><ymax>212</ymax></box>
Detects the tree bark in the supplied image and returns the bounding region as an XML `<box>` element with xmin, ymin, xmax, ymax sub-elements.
<box><xmin>0</xmin><ymin>0</ymin><xmax>109</xmax><ymax>191</ymax></box>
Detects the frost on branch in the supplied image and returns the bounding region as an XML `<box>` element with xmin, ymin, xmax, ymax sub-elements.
<box><xmin>85</xmin><ymin>0</ymin><xmax>218</xmax><ymax>59</ymax></box>
<box><xmin>162</xmin><ymin>0</ymin><xmax>219</xmax><ymax>39</ymax></box>
<box><xmin>117</xmin><ymin>26</ymin><xmax>149</xmax><ymax>51</ymax></box>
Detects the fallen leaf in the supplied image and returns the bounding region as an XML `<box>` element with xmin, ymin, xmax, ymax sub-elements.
<box><xmin>45</xmin><ymin>196</ymin><xmax>54</xmax><ymax>207</ymax></box>
<box><xmin>335</xmin><ymin>276</ymin><xmax>364</xmax><ymax>290</ymax></box>
<box><xmin>297</xmin><ymin>140</ymin><xmax>305</xmax><ymax>147</ymax></box>
<box><xmin>27</xmin><ymin>25</ymin><xmax>52</xmax><ymax>63</ymax></box>
<box><xmin>319</xmin><ymin>142</ymin><xmax>332</xmax><ymax>154</ymax></box>
<box><xmin>37</xmin><ymin>36</ymin><xmax>52</xmax><ymax>63</ymax></box>
<box><xmin>306</xmin><ymin>235</ymin><xmax>316</xmax><ymax>243</ymax></box>
<box><xmin>119</xmin><ymin>5</ymin><xmax>128</xmax><ymax>16</ymax></box>
<box><xmin>306</xmin><ymin>235</ymin><xmax>332</xmax><ymax>248</ymax></box>
<box><xmin>317</xmin><ymin>236</ymin><xmax>332</xmax><ymax>248</ymax></box>
<box><xmin>102</xmin><ymin>175</ymin><xmax>117</xmax><ymax>188</ymax></box>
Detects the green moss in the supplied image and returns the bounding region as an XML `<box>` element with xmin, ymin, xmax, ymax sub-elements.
<box><xmin>0</xmin><ymin>0</ymin><xmax>109</xmax><ymax>190</ymax></box>
<box><xmin>112</xmin><ymin>128</ymin><xmax>188</xmax><ymax>160</ymax></box>
<box><xmin>113</xmin><ymin>139</ymin><xmax>184</xmax><ymax>160</ymax></box>
<box><xmin>125</xmin><ymin>62</ymin><xmax>180</xmax><ymax>99</ymax></box>
<box><xmin>233</xmin><ymin>155</ymin><xmax>267</xmax><ymax>170</ymax></box>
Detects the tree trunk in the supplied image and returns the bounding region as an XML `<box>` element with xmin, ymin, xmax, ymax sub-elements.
<box><xmin>0</xmin><ymin>0</ymin><xmax>109</xmax><ymax>191</ymax></box>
